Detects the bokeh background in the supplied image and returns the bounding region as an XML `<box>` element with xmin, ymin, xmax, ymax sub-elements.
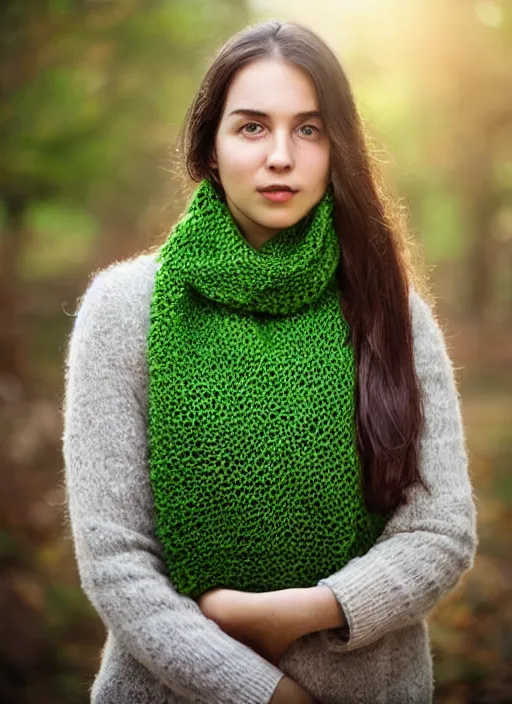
<box><xmin>1</xmin><ymin>1</ymin><xmax>511</xmax><ymax>702</ymax></box>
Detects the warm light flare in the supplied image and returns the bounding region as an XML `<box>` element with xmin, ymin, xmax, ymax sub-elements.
<box><xmin>474</xmin><ymin>0</ymin><xmax>503</xmax><ymax>28</ymax></box>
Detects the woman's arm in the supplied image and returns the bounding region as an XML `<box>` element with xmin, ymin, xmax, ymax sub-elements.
<box><xmin>63</xmin><ymin>258</ymin><xmax>286</xmax><ymax>704</ymax></box>
<box><xmin>196</xmin><ymin>584</ymin><xmax>346</xmax><ymax>665</ymax></box>
<box><xmin>315</xmin><ymin>289</ymin><xmax>478</xmax><ymax>652</ymax></box>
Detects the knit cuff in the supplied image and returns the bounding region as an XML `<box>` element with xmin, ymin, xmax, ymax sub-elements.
<box><xmin>317</xmin><ymin>553</ymin><xmax>401</xmax><ymax>651</ymax></box>
<box><xmin>213</xmin><ymin>646</ymin><xmax>286</xmax><ymax>704</ymax></box>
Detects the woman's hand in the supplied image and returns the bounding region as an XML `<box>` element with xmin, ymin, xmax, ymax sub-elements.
<box><xmin>198</xmin><ymin>590</ymin><xmax>319</xmax><ymax>701</ymax></box>
<box><xmin>197</xmin><ymin>585</ymin><xmax>343</xmax><ymax>665</ymax></box>
<box><xmin>197</xmin><ymin>587</ymin><xmax>300</xmax><ymax>663</ymax></box>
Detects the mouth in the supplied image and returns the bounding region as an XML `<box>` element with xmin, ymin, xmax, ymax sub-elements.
<box><xmin>258</xmin><ymin>185</ymin><xmax>298</xmax><ymax>193</ymax></box>
<box><xmin>257</xmin><ymin>185</ymin><xmax>299</xmax><ymax>204</ymax></box>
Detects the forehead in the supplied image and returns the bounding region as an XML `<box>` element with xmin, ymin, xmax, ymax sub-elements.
<box><xmin>223</xmin><ymin>58</ymin><xmax>320</xmax><ymax>115</ymax></box>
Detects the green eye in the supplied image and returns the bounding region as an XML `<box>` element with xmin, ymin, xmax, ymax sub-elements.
<box><xmin>300</xmin><ymin>125</ymin><xmax>319</xmax><ymax>136</ymax></box>
<box><xmin>242</xmin><ymin>123</ymin><xmax>263</xmax><ymax>134</ymax></box>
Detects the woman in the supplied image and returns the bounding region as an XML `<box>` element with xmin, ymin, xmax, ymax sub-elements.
<box><xmin>63</xmin><ymin>20</ymin><xmax>477</xmax><ymax>704</ymax></box>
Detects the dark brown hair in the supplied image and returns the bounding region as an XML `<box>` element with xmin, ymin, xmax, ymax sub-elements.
<box><xmin>175</xmin><ymin>20</ymin><xmax>429</xmax><ymax>514</ymax></box>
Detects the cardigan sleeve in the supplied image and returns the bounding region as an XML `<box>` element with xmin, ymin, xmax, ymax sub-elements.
<box><xmin>316</xmin><ymin>289</ymin><xmax>477</xmax><ymax>652</ymax></box>
<box><xmin>62</xmin><ymin>261</ymin><xmax>285</xmax><ymax>704</ymax></box>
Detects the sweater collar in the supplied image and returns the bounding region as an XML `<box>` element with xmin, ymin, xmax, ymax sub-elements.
<box><xmin>157</xmin><ymin>179</ymin><xmax>339</xmax><ymax>315</ymax></box>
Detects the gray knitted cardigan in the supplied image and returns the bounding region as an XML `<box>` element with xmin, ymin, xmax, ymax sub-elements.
<box><xmin>62</xmin><ymin>253</ymin><xmax>477</xmax><ymax>704</ymax></box>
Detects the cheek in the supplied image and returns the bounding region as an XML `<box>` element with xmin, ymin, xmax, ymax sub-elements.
<box><xmin>301</xmin><ymin>144</ymin><xmax>330</xmax><ymax>177</ymax></box>
<box><xmin>216</xmin><ymin>137</ymin><xmax>264</xmax><ymax>177</ymax></box>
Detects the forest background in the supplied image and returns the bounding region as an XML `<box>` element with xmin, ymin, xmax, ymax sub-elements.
<box><xmin>1</xmin><ymin>1</ymin><xmax>511</xmax><ymax>702</ymax></box>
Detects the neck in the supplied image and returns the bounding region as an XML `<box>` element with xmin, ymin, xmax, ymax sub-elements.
<box><xmin>224</xmin><ymin>194</ymin><xmax>279</xmax><ymax>251</ymax></box>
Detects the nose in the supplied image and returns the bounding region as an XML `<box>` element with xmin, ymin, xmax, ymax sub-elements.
<box><xmin>266</xmin><ymin>130</ymin><xmax>294</xmax><ymax>172</ymax></box>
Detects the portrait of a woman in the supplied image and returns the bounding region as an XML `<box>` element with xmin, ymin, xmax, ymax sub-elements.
<box><xmin>63</xmin><ymin>20</ymin><xmax>477</xmax><ymax>704</ymax></box>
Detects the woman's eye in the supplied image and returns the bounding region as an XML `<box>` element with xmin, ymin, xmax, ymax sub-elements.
<box><xmin>242</xmin><ymin>123</ymin><xmax>263</xmax><ymax>135</ymax></box>
<box><xmin>299</xmin><ymin>124</ymin><xmax>319</xmax><ymax>137</ymax></box>
<box><xmin>240</xmin><ymin>123</ymin><xmax>320</xmax><ymax>137</ymax></box>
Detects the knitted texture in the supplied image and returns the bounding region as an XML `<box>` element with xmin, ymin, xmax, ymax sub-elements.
<box><xmin>147</xmin><ymin>180</ymin><xmax>387</xmax><ymax>598</ymax></box>
<box><xmin>63</xmin><ymin>251</ymin><xmax>476</xmax><ymax>703</ymax></box>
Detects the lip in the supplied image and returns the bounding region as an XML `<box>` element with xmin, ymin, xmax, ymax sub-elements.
<box><xmin>259</xmin><ymin>190</ymin><xmax>297</xmax><ymax>203</ymax></box>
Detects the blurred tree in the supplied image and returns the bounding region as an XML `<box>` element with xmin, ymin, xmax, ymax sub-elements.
<box><xmin>404</xmin><ymin>0</ymin><xmax>512</xmax><ymax>319</ymax></box>
<box><xmin>0</xmin><ymin>0</ymin><xmax>248</xmax><ymax>385</ymax></box>
<box><xmin>452</xmin><ymin>0</ymin><xmax>512</xmax><ymax>320</ymax></box>
<box><xmin>335</xmin><ymin>0</ymin><xmax>512</xmax><ymax>319</ymax></box>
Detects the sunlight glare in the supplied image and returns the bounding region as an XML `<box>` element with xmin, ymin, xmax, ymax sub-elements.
<box><xmin>474</xmin><ymin>0</ymin><xmax>503</xmax><ymax>28</ymax></box>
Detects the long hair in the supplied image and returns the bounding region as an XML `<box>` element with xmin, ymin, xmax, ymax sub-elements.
<box><xmin>174</xmin><ymin>20</ymin><xmax>429</xmax><ymax>514</ymax></box>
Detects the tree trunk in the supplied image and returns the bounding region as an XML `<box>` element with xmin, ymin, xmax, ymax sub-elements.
<box><xmin>467</xmin><ymin>196</ymin><xmax>494</xmax><ymax>320</ymax></box>
<box><xmin>0</xmin><ymin>194</ymin><xmax>29</xmax><ymax>395</ymax></box>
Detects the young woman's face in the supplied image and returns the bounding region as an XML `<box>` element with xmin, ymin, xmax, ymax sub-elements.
<box><xmin>212</xmin><ymin>58</ymin><xmax>331</xmax><ymax>249</ymax></box>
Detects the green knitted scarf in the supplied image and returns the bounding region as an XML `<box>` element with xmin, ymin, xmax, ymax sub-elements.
<box><xmin>147</xmin><ymin>179</ymin><xmax>387</xmax><ymax>599</ymax></box>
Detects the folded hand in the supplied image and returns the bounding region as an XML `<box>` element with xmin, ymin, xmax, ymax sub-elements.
<box><xmin>197</xmin><ymin>587</ymin><xmax>312</xmax><ymax>665</ymax></box>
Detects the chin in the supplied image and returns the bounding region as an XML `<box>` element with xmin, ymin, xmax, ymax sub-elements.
<box><xmin>259</xmin><ymin>212</ymin><xmax>304</xmax><ymax>231</ymax></box>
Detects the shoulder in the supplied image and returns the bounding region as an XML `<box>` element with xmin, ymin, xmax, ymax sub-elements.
<box><xmin>66</xmin><ymin>253</ymin><xmax>161</xmax><ymax>392</ymax></box>
<box><xmin>72</xmin><ymin>252</ymin><xmax>160</xmax><ymax>341</ymax></box>
<box><xmin>408</xmin><ymin>287</ymin><xmax>453</xmax><ymax>371</ymax></box>
<box><xmin>408</xmin><ymin>287</ymin><xmax>441</xmax><ymax>342</ymax></box>
<box><xmin>77</xmin><ymin>252</ymin><xmax>160</xmax><ymax>320</ymax></box>
<box><xmin>409</xmin><ymin>289</ymin><xmax>460</xmax><ymax>416</ymax></box>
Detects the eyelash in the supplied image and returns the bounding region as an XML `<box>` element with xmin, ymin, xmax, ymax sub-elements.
<box><xmin>240</xmin><ymin>123</ymin><xmax>320</xmax><ymax>137</ymax></box>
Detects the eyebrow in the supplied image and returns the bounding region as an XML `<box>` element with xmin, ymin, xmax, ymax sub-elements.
<box><xmin>228</xmin><ymin>108</ymin><xmax>323</xmax><ymax>121</ymax></box>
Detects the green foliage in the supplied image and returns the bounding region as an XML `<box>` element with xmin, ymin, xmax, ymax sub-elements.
<box><xmin>0</xmin><ymin>0</ymin><xmax>249</xmax><ymax>215</ymax></box>
<box><xmin>358</xmin><ymin>73</ymin><xmax>467</xmax><ymax>265</ymax></box>
<box><xmin>420</xmin><ymin>189</ymin><xmax>465</xmax><ymax>261</ymax></box>
<box><xmin>23</xmin><ymin>201</ymin><xmax>98</xmax><ymax>279</ymax></box>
